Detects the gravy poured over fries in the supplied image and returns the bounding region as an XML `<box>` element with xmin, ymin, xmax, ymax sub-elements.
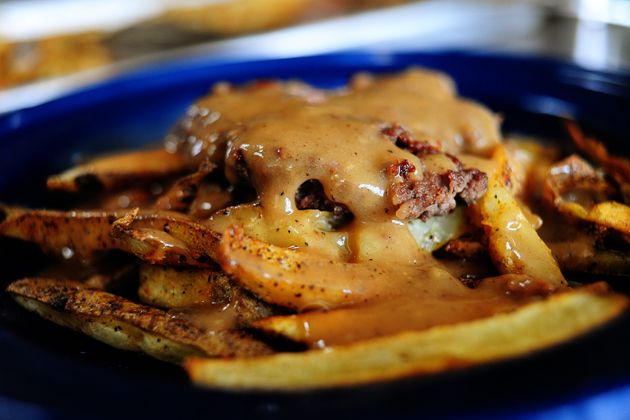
<box><xmin>2</xmin><ymin>68</ymin><xmax>629</xmax><ymax>390</ymax></box>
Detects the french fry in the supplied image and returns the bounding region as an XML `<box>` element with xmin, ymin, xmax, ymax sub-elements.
<box><xmin>207</xmin><ymin>203</ymin><xmax>350</xmax><ymax>260</ymax></box>
<box><xmin>7</xmin><ymin>278</ymin><xmax>272</xmax><ymax>362</ymax></box>
<box><xmin>218</xmin><ymin>225</ymin><xmax>467</xmax><ymax>311</ymax></box>
<box><xmin>111</xmin><ymin>208</ymin><xmax>221</xmax><ymax>267</ymax></box>
<box><xmin>138</xmin><ymin>265</ymin><xmax>278</xmax><ymax>325</ymax></box>
<box><xmin>475</xmin><ymin>146</ymin><xmax>567</xmax><ymax>289</ymax></box>
<box><xmin>3</xmin><ymin>70</ymin><xmax>629</xmax><ymax>392</ymax></box>
<box><xmin>47</xmin><ymin>149</ymin><xmax>190</xmax><ymax>192</ymax></box>
<box><xmin>253</xmin><ymin>293</ymin><xmax>522</xmax><ymax>347</ymax></box>
<box><xmin>186</xmin><ymin>289</ymin><xmax>628</xmax><ymax>390</ymax></box>
<box><xmin>0</xmin><ymin>205</ymin><xmax>216</xmax><ymax>264</ymax></box>
<box><xmin>139</xmin><ymin>265</ymin><xmax>229</xmax><ymax>308</ymax></box>
<box><xmin>586</xmin><ymin>201</ymin><xmax>630</xmax><ymax>234</ymax></box>
<box><xmin>0</xmin><ymin>205</ymin><xmax>126</xmax><ymax>259</ymax></box>
<box><xmin>544</xmin><ymin>155</ymin><xmax>630</xmax><ymax>235</ymax></box>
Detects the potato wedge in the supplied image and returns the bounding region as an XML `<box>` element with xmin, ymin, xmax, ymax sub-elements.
<box><xmin>544</xmin><ymin>155</ymin><xmax>630</xmax><ymax>235</ymax></box>
<box><xmin>111</xmin><ymin>208</ymin><xmax>221</xmax><ymax>267</ymax></box>
<box><xmin>138</xmin><ymin>265</ymin><xmax>278</xmax><ymax>325</ymax></box>
<box><xmin>476</xmin><ymin>147</ymin><xmax>566</xmax><ymax>289</ymax></box>
<box><xmin>586</xmin><ymin>201</ymin><xmax>630</xmax><ymax>234</ymax></box>
<box><xmin>253</xmin><ymin>292</ymin><xmax>522</xmax><ymax>347</ymax></box>
<box><xmin>218</xmin><ymin>226</ymin><xmax>467</xmax><ymax>311</ymax></box>
<box><xmin>186</xmin><ymin>289</ymin><xmax>628</xmax><ymax>390</ymax></box>
<box><xmin>7</xmin><ymin>278</ymin><xmax>272</xmax><ymax>362</ymax></box>
<box><xmin>139</xmin><ymin>265</ymin><xmax>229</xmax><ymax>308</ymax></box>
<box><xmin>0</xmin><ymin>206</ymin><xmax>215</xmax><ymax>264</ymax></box>
<box><xmin>47</xmin><ymin>148</ymin><xmax>190</xmax><ymax>192</ymax></box>
<box><xmin>0</xmin><ymin>206</ymin><xmax>126</xmax><ymax>259</ymax></box>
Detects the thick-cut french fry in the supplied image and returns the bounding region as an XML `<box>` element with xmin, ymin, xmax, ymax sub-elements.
<box><xmin>218</xmin><ymin>226</ymin><xmax>468</xmax><ymax>311</ymax></box>
<box><xmin>0</xmin><ymin>206</ymin><xmax>126</xmax><ymax>259</ymax></box>
<box><xmin>186</xmin><ymin>289</ymin><xmax>628</xmax><ymax>390</ymax></box>
<box><xmin>7</xmin><ymin>278</ymin><xmax>272</xmax><ymax>362</ymax></box>
<box><xmin>586</xmin><ymin>201</ymin><xmax>630</xmax><ymax>234</ymax></box>
<box><xmin>47</xmin><ymin>149</ymin><xmax>190</xmax><ymax>192</ymax></box>
<box><xmin>138</xmin><ymin>265</ymin><xmax>278</xmax><ymax>326</ymax></box>
<box><xmin>139</xmin><ymin>265</ymin><xmax>228</xmax><ymax>308</ymax></box>
<box><xmin>111</xmin><ymin>208</ymin><xmax>221</xmax><ymax>267</ymax></box>
<box><xmin>3</xmin><ymin>69</ymin><xmax>629</xmax><ymax>393</ymax></box>
<box><xmin>475</xmin><ymin>147</ymin><xmax>567</xmax><ymax>289</ymax></box>
<box><xmin>544</xmin><ymin>155</ymin><xmax>630</xmax><ymax>235</ymax></box>
<box><xmin>253</xmin><ymin>292</ymin><xmax>522</xmax><ymax>347</ymax></box>
<box><xmin>207</xmin><ymin>203</ymin><xmax>350</xmax><ymax>261</ymax></box>
<box><xmin>0</xmin><ymin>205</ymin><xmax>214</xmax><ymax>264</ymax></box>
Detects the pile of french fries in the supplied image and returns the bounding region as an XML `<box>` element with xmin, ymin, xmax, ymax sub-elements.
<box><xmin>1</xmin><ymin>69</ymin><xmax>629</xmax><ymax>391</ymax></box>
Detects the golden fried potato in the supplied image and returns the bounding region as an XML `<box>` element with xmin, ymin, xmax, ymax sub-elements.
<box><xmin>111</xmin><ymin>208</ymin><xmax>221</xmax><ymax>267</ymax></box>
<box><xmin>218</xmin><ymin>226</ymin><xmax>466</xmax><ymax>311</ymax></box>
<box><xmin>138</xmin><ymin>265</ymin><xmax>278</xmax><ymax>326</ymax></box>
<box><xmin>139</xmin><ymin>265</ymin><xmax>227</xmax><ymax>308</ymax></box>
<box><xmin>544</xmin><ymin>155</ymin><xmax>630</xmax><ymax>235</ymax></box>
<box><xmin>7</xmin><ymin>278</ymin><xmax>272</xmax><ymax>362</ymax></box>
<box><xmin>207</xmin><ymin>203</ymin><xmax>350</xmax><ymax>260</ymax></box>
<box><xmin>253</xmin><ymin>290</ymin><xmax>522</xmax><ymax>347</ymax></box>
<box><xmin>186</xmin><ymin>289</ymin><xmax>627</xmax><ymax>390</ymax></box>
<box><xmin>475</xmin><ymin>146</ymin><xmax>566</xmax><ymax>289</ymax></box>
<box><xmin>47</xmin><ymin>149</ymin><xmax>190</xmax><ymax>192</ymax></box>
<box><xmin>0</xmin><ymin>206</ymin><xmax>214</xmax><ymax>264</ymax></box>
<box><xmin>0</xmin><ymin>206</ymin><xmax>126</xmax><ymax>259</ymax></box>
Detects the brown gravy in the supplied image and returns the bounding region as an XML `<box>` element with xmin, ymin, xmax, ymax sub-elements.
<box><xmin>175</xmin><ymin>69</ymin><xmax>549</xmax><ymax>346</ymax></box>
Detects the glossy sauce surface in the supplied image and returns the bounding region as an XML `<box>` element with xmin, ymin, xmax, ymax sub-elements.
<box><xmin>181</xmin><ymin>69</ymin><xmax>544</xmax><ymax>345</ymax></box>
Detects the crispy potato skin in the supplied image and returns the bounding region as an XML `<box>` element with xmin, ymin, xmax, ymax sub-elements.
<box><xmin>185</xmin><ymin>289</ymin><xmax>629</xmax><ymax>390</ymax></box>
<box><xmin>7</xmin><ymin>278</ymin><xmax>272</xmax><ymax>362</ymax></box>
<box><xmin>138</xmin><ymin>265</ymin><xmax>279</xmax><ymax>325</ymax></box>
<box><xmin>47</xmin><ymin>149</ymin><xmax>190</xmax><ymax>192</ymax></box>
<box><xmin>0</xmin><ymin>206</ymin><xmax>221</xmax><ymax>266</ymax></box>
<box><xmin>112</xmin><ymin>209</ymin><xmax>221</xmax><ymax>267</ymax></box>
<box><xmin>2</xmin><ymin>70</ymin><xmax>629</xmax><ymax>393</ymax></box>
<box><xmin>0</xmin><ymin>207</ymin><xmax>125</xmax><ymax>259</ymax></box>
<box><xmin>218</xmin><ymin>225</ymin><xmax>420</xmax><ymax>310</ymax></box>
<box><xmin>475</xmin><ymin>146</ymin><xmax>567</xmax><ymax>289</ymax></box>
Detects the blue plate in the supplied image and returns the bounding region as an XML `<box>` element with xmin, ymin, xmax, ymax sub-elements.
<box><xmin>0</xmin><ymin>51</ymin><xmax>629</xmax><ymax>419</ymax></box>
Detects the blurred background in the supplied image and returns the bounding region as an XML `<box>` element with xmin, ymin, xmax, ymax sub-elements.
<box><xmin>1</xmin><ymin>0</ymin><xmax>629</xmax><ymax>113</ymax></box>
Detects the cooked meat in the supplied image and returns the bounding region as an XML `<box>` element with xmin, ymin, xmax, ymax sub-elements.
<box><xmin>387</xmin><ymin>160</ymin><xmax>488</xmax><ymax>220</ymax></box>
<box><xmin>381</xmin><ymin>123</ymin><xmax>441</xmax><ymax>157</ymax></box>
<box><xmin>294</xmin><ymin>179</ymin><xmax>354</xmax><ymax>228</ymax></box>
